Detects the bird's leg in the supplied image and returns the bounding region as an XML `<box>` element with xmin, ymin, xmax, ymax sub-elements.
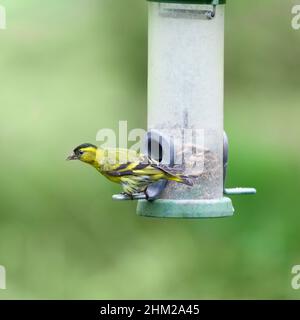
<box><xmin>144</xmin><ymin>190</ymin><xmax>150</xmax><ymax>201</ymax></box>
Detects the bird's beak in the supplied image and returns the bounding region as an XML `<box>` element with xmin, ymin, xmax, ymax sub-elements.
<box><xmin>66</xmin><ymin>153</ymin><xmax>78</xmax><ymax>161</ymax></box>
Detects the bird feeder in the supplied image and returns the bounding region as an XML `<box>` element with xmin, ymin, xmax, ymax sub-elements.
<box><xmin>134</xmin><ymin>0</ymin><xmax>256</xmax><ymax>218</ymax></box>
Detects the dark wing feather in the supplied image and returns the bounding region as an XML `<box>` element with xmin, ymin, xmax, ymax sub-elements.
<box><xmin>104</xmin><ymin>170</ymin><xmax>134</xmax><ymax>177</ymax></box>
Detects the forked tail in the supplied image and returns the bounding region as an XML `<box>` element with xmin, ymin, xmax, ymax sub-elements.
<box><xmin>156</xmin><ymin>164</ymin><xmax>198</xmax><ymax>187</ymax></box>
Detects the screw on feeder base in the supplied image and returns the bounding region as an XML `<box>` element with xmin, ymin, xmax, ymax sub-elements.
<box><xmin>159</xmin><ymin>4</ymin><xmax>216</xmax><ymax>20</ymax></box>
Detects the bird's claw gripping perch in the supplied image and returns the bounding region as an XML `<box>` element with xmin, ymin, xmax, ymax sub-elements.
<box><xmin>112</xmin><ymin>193</ymin><xmax>148</xmax><ymax>201</ymax></box>
<box><xmin>112</xmin><ymin>190</ymin><xmax>155</xmax><ymax>201</ymax></box>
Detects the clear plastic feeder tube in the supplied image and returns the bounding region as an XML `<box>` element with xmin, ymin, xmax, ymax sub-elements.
<box><xmin>137</xmin><ymin>0</ymin><xmax>233</xmax><ymax>218</ymax></box>
<box><xmin>148</xmin><ymin>1</ymin><xmax>224</xmax><ymax>200</ymax></box>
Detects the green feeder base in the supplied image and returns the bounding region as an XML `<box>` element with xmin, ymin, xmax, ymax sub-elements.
<box><xmin>137</xmin><ymin>197</ymin><xmax>234</xmax><ymax>219</ymax></box>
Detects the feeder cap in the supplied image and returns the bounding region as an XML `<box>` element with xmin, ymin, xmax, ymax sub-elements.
<box><xmin>147</xmin><ymin>0</ymin><xmax>226</xmax><ymax>4</ymax></box>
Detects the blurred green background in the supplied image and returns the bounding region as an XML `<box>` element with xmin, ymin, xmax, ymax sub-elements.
<box><xmin>0</xmin><ymin>0</ymin><xmax>299</xmax><ymax>299</ymax></box>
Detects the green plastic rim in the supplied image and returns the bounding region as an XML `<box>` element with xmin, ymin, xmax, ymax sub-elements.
<box><xmin>137</xmin><ymin>197</ymin><xmax>234</xmax><ymax>219</ymax></box>
<box><xmin>147</xmin><ymin>0</ymin><xmax>226</xmax><ymax>4</ymax></box>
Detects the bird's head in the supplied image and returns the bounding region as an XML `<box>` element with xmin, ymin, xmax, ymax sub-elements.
<box><xmin>67</xmin><ymin>143</ymin><xmax>98</xmax><ymax>164</ymax></box>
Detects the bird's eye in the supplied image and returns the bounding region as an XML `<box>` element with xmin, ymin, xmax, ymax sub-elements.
<box><xmin>79</xmin><ymin>150</ymin><xmax>84</xmax><ymax>155</ymax></box>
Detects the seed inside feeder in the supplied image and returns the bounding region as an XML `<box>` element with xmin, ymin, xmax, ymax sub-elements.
<box><xmin>160</xmin><ymin>146</ymin><xmax>222</xmax><ymax>200</ymax></box>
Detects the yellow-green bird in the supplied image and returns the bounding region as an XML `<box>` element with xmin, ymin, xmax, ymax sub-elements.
<box><xmin>67</xmin><ymin>143</ymin><xmax>194</xmax><ymax>199</ymax></box>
